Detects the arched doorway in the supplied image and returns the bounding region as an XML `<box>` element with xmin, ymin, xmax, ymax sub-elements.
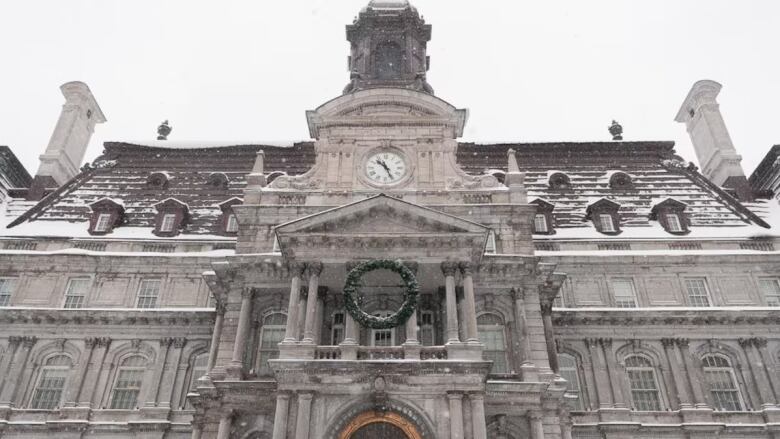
<box><xmin>339</xmin><ymin>411</ymin><xmax>423</xmax><ymax>439</ymax></box>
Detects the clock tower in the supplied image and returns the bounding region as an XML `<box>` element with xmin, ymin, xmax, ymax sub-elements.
<box><xmin>344</xmin><ymin>0</ymin><xmax>434</xmax><ymax>94</ymax></box>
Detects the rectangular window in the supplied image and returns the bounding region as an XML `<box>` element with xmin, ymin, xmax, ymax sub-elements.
<box><xmin>627</xmin><ymin>368</ymin><xmax>662</xmax><ymax>411</ymax></box>
<box><xmin>63</xmin><ymin>278</ymin><xmax>91</xmax><ymax>309</ymax></box>
<box><xmin>160</xmin><ymin>214</ymin><xmax>177</xmax><ymax>232</ymax></box>
<box><xmin>611</xmin><ymin>278</ymin><xmax>638</xmax><ymax>308</ymax></box>
<box><xmin>372</xmin><ymin>329</ymin><xmax>394</xmax><ymax>346</ymax></box>
<box><xmin>30</xmin><ymin>368</ymin><xmax>67</xmax><ymax>409</ymax></box>
<box><xmin>534</xmin><ymin>214</ymin><xmax>548</xmax><ymax>233</ymax></box>
<box><xmin>479</xmin><ymin>327</ymin><xmax>508</xmax><ymax>374</ymax></box>
<box><xmin>226</xmin><ymin>214</ymin><xmax>238</xmax><ymax>233</ymax></box>
<box><xmin>665</xmin><ymin>213</ymin><xmax>683</xmax><ymax>232</ymax></box>
<box><xmin>331</xmin><ymin>312</ymin><xmax>345</xmax><ymax>345</ymax></box>
<box><xmin>136</xmin><ymin>279</ymin><xmax>161</xmax><ymax>308</ymax></box>
<box><xmin>109</xmin><ymin>369</ymin><xmax>143</xmax><ymax>409</ymax></box>
<box><xmin>0</xmin><ymin>278</ymin><xmax>17</xmax><ymax>307</ymax></box>
<box><xmin>94</xmin><ymin>213</ymin><xmax>112</xmax><ymax>232</ymax></box>
<box><xmin>684</xmin><ymin>278</ymin><xmax>711</xmax><ymax>307</ymax></box>
<box><xmin>599</xmin><ymin>214</ymin><xmax>616</xmax><ymax>233</ymax></box>
<box><xmin>258</xmin><ymin>325</ymin><xmax>286</xmax><ymax>370</ymax></box>
<box><xmin>420</xmin><ymin>311</ymin><xmax>435</xmax><ymax>346</ymax></box>
<box><xmin>759</xmin><ymin>279</ymin><xmax>780</xmax><ymax>306</ymax></box>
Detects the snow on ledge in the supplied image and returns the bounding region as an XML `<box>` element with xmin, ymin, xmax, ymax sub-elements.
<box><xmin>117</xmin><ymin>140</ymin><xmax>307</xmax><ymax>149</ymax></box>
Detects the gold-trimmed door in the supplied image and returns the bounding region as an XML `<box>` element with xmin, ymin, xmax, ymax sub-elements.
<box><xmin>339</xmin><ymin>411</ymin><xmax>423</xmax><ymax>439</ymax></box>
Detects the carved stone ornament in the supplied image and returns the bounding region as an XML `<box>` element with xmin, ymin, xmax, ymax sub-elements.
<box><xmin>343</xmin><ymin>259</ymin><xmax>419</xmax><ymax>330</ymax></box>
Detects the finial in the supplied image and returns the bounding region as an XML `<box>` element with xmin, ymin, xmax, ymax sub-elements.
<box><xmin>608</xmin><ymin>120</ymin><xmax>623</xmax><ymax>141</ymax></box>
<box><xmin>507</xmin><ymin>148</ymin><xmax>520</xmax><ymax>173</ymax></box>
<box><xmin>157</xmin><ymin>120</ymin><xmax>172</xmax><ymax>140</ymax></box>
<box><xmin>252</xmin><ymin>150</ymin><xmax>265</xmax><ymax>175</ymax></box>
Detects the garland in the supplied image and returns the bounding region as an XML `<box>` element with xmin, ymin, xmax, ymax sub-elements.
<box><xmin>343</xmin><ymin>259</ymin><xmax>419</xmax><ymax>330</ymax></box>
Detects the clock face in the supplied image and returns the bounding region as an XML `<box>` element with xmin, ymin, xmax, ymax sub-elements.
<box><xmin>365</xmin><ymin>151</ymin><xmax>407</xmax><ymax>185</ymax></box>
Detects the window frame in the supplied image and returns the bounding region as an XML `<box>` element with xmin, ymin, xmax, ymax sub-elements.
<box><xmin>0</xmin><ymin>277</ymin><xmax>17</xmax><ymax>307</ymax></box>
<box><xmin>701</xmin><ymin>354</ymin><xmax>744</xmax><ymax>411</ymax></box>
<box><xmin>534</xmin><ymin>214</ymin><xmax>549</xmax><ymax>233</ymax></box>
<box><xmin>419</xmin><ymin>310</ymin><xmax>435</xmax><ymax>346</ymax></box>
<box><xmin>62</xmin><ymin>277</ymin><xmax>92</xmax><ymax>309</ymax></box>
<box><xmin>136</xmin><ymin>279</ymin><xmax>162</xmax><ymax>309</ymax></box>
<box><xmin>331</xmin><ymin>311</ymin><xmax>345</xmax><ymax>345</ymax></box>
<box><xmin>558</xmin><ymin>353</ymin><xmax>584</xmax><ymax>410</ymax></box>
<box><xmin>683</xmin><ymin>277</ymin><xmax>712</xmax><ymax>307</ymax></box>
<box><xmin>650</xmin><ymin>198</ymin><xmax>690</xmax><ymax>235</ymax></box>
<box><xmin>370</xmin><ymin>310</ymin><xmax>395</xmax><ymax>347</ymax></box>
<box><xmin>624</xmin><ymin>355</ymin><xmax>663</xmax><ymax>411</ymax></box>
<box><xmin>476</xmin><ymin>313</ymin><xmax>509</xmax><ymax>374</ymax></box>
<box><xmin>183</xmin><ymin>352</ymin><xmax>209</xmax><ymax>409</ymax></box>
<box><xmin>88</xmin><ymin>198</ymin><xmax>124</xmax><ymax>235</ymax></box>
<box><xmin>610</xmin><ymin>278</ymin><xmax>638</xmax><ymax>308</ymax></box>
<box><xmin>257</xmin><ymin>313</ymin><xmax>287</xmax><ymax>373</ymax></box>
<box><xmin>160</xmin><ymin>213</ymin><xmax>177</xmax><ymax>233</ymax></box>
<box><xmin>29</xmin><ymin>354</ymin><xmax>72</xmax><ymax>410</ymax></box>
<box><xmin>109</xmin><ymin>356</ymin><xmax>147</xmax><ymax>410</ymax></box>
<box><xmin>758</xmin><ymin>278</ymin><xmax>780</xmax><ymax>307</ymax></box>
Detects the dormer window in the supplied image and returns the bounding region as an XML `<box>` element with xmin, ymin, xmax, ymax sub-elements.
<box><xmin>147</xmin><ymin>172</ymin><xmax>170</xmax><ymax>189</ymax></box>
<box><xmin>650</xmin><ymin>198</ymin><xmax>690</xmax><ymax>235</ymax></box>
<box><xmin>549</xmin><ymin>172</ymin><xmax>571</xmax><ymax>190</ymax></box>
<box><xmin>609</xmin><ymin>172</ymin><xmax>633</xmax><ymax>190</ymax></box>
<box><xmin>153</xmin><ymin>198</ymin><xmax>188</xmax><ymax>237</ymax></box>
<box><xmin>586</xmin><ymin>198</ymin><xmax>622</xmax><ymax>235</ymax></box>
<box><xmin>530</xmin><ymin>198</ymin><xmax>556</xmax><ymax>235</ymax></box>
<box><xmin>217</xmin><ymin>197</ymin><xmax>243</xmax><ymax>236</ymax></box>
<box><xmin>207</xmin><ymin>172</ymin><xmax>229</xmax><ymax>190</ymax></box>
<box><xmin>88</xmin><ymin>198</ymin><xmax>124</xmax><ymax>235</ymax></box>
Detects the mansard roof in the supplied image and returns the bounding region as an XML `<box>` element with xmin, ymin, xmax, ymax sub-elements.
<box><xmin>4</xmin><ymin>139</ymin><xmax>771</xmax><ymax>238</ymax></box>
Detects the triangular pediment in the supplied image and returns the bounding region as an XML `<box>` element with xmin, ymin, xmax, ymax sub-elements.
<box><xmin>277</xmin><ymin>194</ymin><xmax>488</xmax><ymax>236</ymax></box>
<box><xmin>275</xmin><ymin>194</ymin><xmax>490</xmax><ymax>262</ymax></box>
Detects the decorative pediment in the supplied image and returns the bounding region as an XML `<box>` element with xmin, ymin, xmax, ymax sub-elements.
<box><xmin>275</xmin><ymin>194</ymin><xmax>490</xmax><ymax>262</ymax></box>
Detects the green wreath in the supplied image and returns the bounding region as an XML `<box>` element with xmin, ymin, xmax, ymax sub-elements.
<box><xmin>343</xmin><ymin>259</ymin><xmax>419</xmax><ymax>330</ymax></box>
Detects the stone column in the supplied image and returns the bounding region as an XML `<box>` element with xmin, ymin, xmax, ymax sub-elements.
<box><xmin>63</xmin><ymin>337</ymin><xmax>98</xmax><ymax>406</ymax></box>
<box><xmin>585</xmin><ymin>338</ymin><xmax>611</xmax><ymax>408</ymax></box>
<box><xmin>295</xmin><ymin>392</ymin><xmax>313</xmax><ymax>439</ymax></box>
<box><xmin>442</xmin><ymin>262</ymin><xmax>460</xmax><ymax>344</ymax></box>
<box><xmin>341</xmin><ymin>313</ymin><xmax>359</xmax><ymax>360</ymax></box>
<box><xmin>272</xmin><ymin>392</ymin><xmax>291</xmax><ymax>439</ymax></box>
<box><xmin>459</xmin><ymin>263</ymin><xmax>479</xmax><ymax>343</ymax></box>
<box><xmin>302</xmin><ymin>263</ymin><xmax>323</xmax><ymax>344</ymax></box>
<box><xmin>470</xmin><ymin>393</ymin><xmax>488</xmax><ymax>439</ymax></box>
<box><xmin>405</xmin><ymin>311</ymin><xmax>419</xmax><ymax>344</ymax></box>
<box><xmin>229</xmin><ymin>288</ymin><xmax>256</xmax><ymax>373</ymax></box>
<box><xmin>540</xmin><ymin>298</ymin><xmax>558</xmax><ymax>373</ymax></box>
<box><xmin>284</xmin><ymin>263</ymin><xmax>304</xmax><ymax>342</ymax></box>
<box><xmin>447</xmin><ymin>392</ymin><xmax>464</xmax><ymax>439</ymax></box>
<box><xmin>529</xmin><ymin>412</ymin><xmax>545</xmax><ymax>439</ymax></box>
<box><xmin>755</xmin><ymin>338</ymin><xmax>780</xmax><ymax>404</ymax></box>
<box><xmin>661</xmin><ymin>338</ymin><xmax>691</xmax><ymax>408</ymax></box>
<box><xmin>207</xmin><ymin>303</ymin><xmax>226</xmax><ymax>372</ymax></box>
<box><xmin>600</xmin><ymin>338</ymin><xmax>626</xmax><ymax>408</ymax></box>
<box><xmin>161</xmin><ymin>337</ymin><xmax>186</xmax><ymax>407</ymax></box>
<box><xmin>677</xmin><ymin>339</ymin><xmax>708</xmax><ymax>408</ymax></box>
<box><xmin>314</xmin><ymin>292</ymin><xmax>325</xmax><ymax>345</ymax></box>
<box><xmin>216</xmin><ymin>410</ymin><xmax>234</xmax><ymax>439</ymax></box>
<box><xmin>0</xmin><ymin>336</ymin><xmax>36</xmax><ymax>406</ymax></box>
<box><xmin>83</xmin><ymin>337</ymin><xmax>111</xmax><ymax>407</ymax></box>
<box><xmin>740</xmin><ymin>338</ymin><xmax>775</xmax><ymax>407</ymax></box>
<box><xmin>511</xmin><ymin>288</ymin><xmax>532</xmax><ymax>366</ymax></box>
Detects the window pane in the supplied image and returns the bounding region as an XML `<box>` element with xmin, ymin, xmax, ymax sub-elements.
<box><xmin>702</xmin><ymin>355</ymin><xmax>743</xmax><ymax>411</ymax></box>
<box><xmin>612</xmin><ymin>279</ymin><xmax>637</xmax><ymax>308</ymax></box>
<box><xmin>684</xmin><ymin>278</ymin><xmax>711</xmax><ymax>307</ymax></box>
<box><xmin>625</xmin><ymin>356</ymin><xmax>661</xmax><ymax>411</ymax></box>
<box><xmin>259</xmin><ymin>314</ymin><xmax>287</xmax><ymax>371</ymax></box>
<box><xmin>31</xmin><ymin>368</ymin><xmax>68</xmax><ymax>409</ymax></box>
<box><xmin>534</xmin><ymin>214</ymin><xmax>548</xmax><ymax>233</ymax></box>
<box><xmin>759</xmin><ymin>279</ymin><xmax>780</xmax><ymax>306</ymax></box>
<box><xmin>161</xmin><ymin>214</ymin><xmax>177</xmax><ymax>232</ymax></box>
<box><xmin>0</xmin><ymin>278</ymin><xmax>15</xmax><ymax>306</ymax></box>
<box><xmin>95</xmin><ymin>213</ymin><xmax>112</xmax><ymax>232</ymax></box>
<box><xmin>478</xmin><ymin>324</ymin><xmax>507</xmax><ymax>374</ymax></box>
<box><xmin>665</xmin><ymin>213</ymin><xmax>682</xmax><ymax>232</ymax></box>
<box><xmin>137</xmin><ymin>279</ymin><xmax>161</xmax><ymax>308</ymax></box>
<box><xmin>599</xmin><ymin>214</ymin><xmax>615</xmax><ymax>232</ymax></box>
<box><xmin>64</xmin><ymin>278</ymin><xmax>90</xmax><ymax>309</ymax></box>
<box><xmin>110</xmin><ymin>368</ymin><xmax>143</xmax><ymax>409</ymax></box>
<box><xmin>559</xmin><ymin>354</ymin><xmax>582</xmax><ymax>410</ymax></box>
<box><xmin>226</xmin><ymin>214</ymin><xmax>238</xmax><ymax>232</ymax></box>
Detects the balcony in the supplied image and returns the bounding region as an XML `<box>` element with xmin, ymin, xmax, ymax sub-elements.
<box><xmin>312</xmin><ymin>345</ymin><xmax>449</xmax><ymax>361</ymax></box>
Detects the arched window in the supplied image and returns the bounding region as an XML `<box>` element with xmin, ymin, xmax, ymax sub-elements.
<box><xmin>184</xmin><ymin>352</ymin><xmax>209</xmax><ymax>409</ymax></box>
<box><xmin>109</xmin><ymin>355</ymin><xmax>146</xmax><ymax>409</ymax></box>
<box><xmin>558</xmin><ymin>353</ymin><xmax>583</xmax><ymax>410</ymax></box>
<box><xmin>702</xmin><ymin>354</ymin><xmax>743</xmax><ymax>411</ymax></box>
<box><xmin>625</xmin><ymin>355</ymin><xmax>662</xmax><ymax>411</ymax></box>
<box><xmin>258</xmin><ymin>313</ymin><xmax>287</xmax><ymax>372</ymax></box>
<box><xmin>30</xmin><ymin>354</ymin><xmax>72</xmax><ymax>409</ymax></box>
<box><xmin>477</xmin><ymin>313</ymin><xmax>508</xmax><ymax>374</ymax></box>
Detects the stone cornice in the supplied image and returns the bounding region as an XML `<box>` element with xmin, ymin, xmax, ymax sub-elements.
<box><xmin>554</xmin><ymin>308</ymin><xmax>780</xmax><ymax>327</ymax></box>
<box><xmin>0</xmin><ymin>307</ymin><xmax>215</xmax><ymax>327</ymax></box>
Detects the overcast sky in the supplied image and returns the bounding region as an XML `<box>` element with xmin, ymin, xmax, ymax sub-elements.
<box><xmin>1</xmin><ymin>0</ymin><xmax>779</xmax><ymax>177</ymax></box>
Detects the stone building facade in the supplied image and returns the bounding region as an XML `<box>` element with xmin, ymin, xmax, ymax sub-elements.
<box><xmin>0</xmin><ymin>1</ymin><xmax>779</xmax><ymax>439</ymax></box>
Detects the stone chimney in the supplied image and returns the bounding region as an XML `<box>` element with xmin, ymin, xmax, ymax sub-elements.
<box><xmin>675</xmin><ymin>80</ymin><xmax>752</xmax><ymax>200</ymax></box>
<box><xmin>29</xmin><ymin>81</ymin><xmax>105</xmax><ymax>200</ymax></box>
